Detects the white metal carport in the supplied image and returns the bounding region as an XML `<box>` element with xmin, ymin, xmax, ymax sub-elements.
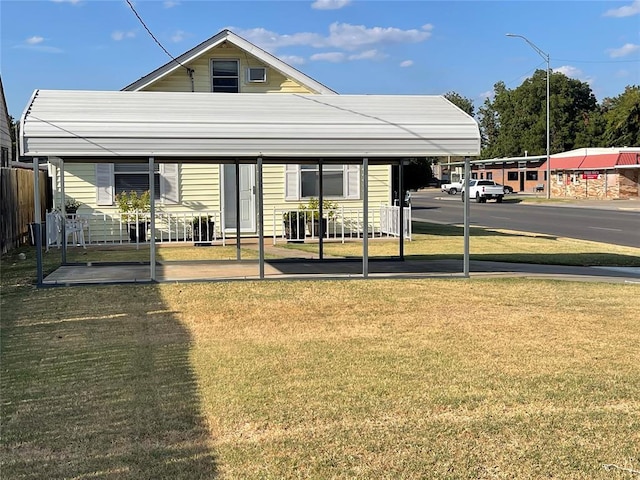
<box><xmin>21</xmin><ymin>90</ymin><xmax>480</xmax><ymax>285</ymax></box>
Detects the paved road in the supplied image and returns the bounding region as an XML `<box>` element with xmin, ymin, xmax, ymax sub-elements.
<box><xmin>410</xmin><ymin>189</ymin><xmax>640</xmax><ymax>248</ymax></box>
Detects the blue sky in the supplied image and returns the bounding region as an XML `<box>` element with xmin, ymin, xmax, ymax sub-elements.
<box><xmin>1</xmin><ymin>0</ymin><xmax>639</xmax><ymax>118</ymax></box>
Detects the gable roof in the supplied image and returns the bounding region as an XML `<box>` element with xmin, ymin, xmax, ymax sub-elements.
<box><xmin>122</xmin><ymin>29</ymin><xmax>337</xmax><ymax>95</ymax></box>
<box><xmin>21</xmin><ymin>90</ymin><xmax>481</xmax><ymax>161</ymax></box>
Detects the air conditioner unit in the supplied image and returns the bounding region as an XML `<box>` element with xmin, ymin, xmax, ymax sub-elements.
<box><xmin>247</xmin><ymin>67</ymin><xmax>267</xmax><ymax>83</ymax></box>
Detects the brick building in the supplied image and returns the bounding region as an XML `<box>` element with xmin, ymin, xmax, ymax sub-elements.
<box><xmin>440</xmin><ymin>147</ymin><xmax>640</xmax><ymax>199</ymax></box>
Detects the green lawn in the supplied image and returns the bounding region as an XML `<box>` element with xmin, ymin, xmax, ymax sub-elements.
<box><xmin>2</xmin><ymin>232</ymin><xmax>640</xmax><ymax>479</ymax></box>
<box><xmin>285</xmin><ymin>222</ymin><xmax>640</xmax><ymax>267</ymax></box>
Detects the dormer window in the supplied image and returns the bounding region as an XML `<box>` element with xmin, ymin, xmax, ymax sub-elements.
<box><xmin>211</xmin><ymin>59</ymin><xmax>239</xmax><ymax>93</ymax></box>
<box><xmin>247</xmin><ymin>67</ymin><xmax>267</xmax><ymax>83</ymax></box>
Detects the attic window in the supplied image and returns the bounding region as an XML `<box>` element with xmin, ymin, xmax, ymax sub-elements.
<box><xmin>247</xmin><ymin>67</ymin><xmax>267</xmax><ymax>83</ymax></box>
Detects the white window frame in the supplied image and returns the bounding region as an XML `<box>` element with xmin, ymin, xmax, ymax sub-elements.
<box><xmin>247</xmin><ymin>67</ymin><xmax>267</xmax><ymax>83</ymax></box>
<box><xmin>210</xmin><ymin>59</ymin><xmax>240</xmax><ymax>93</ymax></box>
<box><xmin>285</xmin><ymin>164</ymin><xmax>360</xmax><ymax>201</ymax></box>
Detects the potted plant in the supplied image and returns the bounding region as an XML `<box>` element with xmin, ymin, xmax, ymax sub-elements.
<box><xmin>115</xmin><ymin>190</ymin><xmax>151</xmax><ymax>242</ymax></box>
<box><xmin>65</xmin><ymin>199</ymin><xmax>82</xmax><ymax>216</ymax></box>
<box><xmin>299</xmin><ymin>197</ymin><xmax>338</xmax><ymax>237</ymax></box>
<box><xmin>282</xmin><ymin>210</ymin><xmax>306</xmax><ymax>243</ymax></box>
<box><xmin>192</xmin><ymin>215</ymin><xmax>215</xmax><ymax>244</ymax></box>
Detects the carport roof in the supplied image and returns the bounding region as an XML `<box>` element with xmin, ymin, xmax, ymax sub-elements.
<box><xmin>20</xmin><ymin>90</ymin><xmax>481</xmax><ymax>162</ymax></box>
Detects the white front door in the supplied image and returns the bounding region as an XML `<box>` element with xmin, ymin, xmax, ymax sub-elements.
<box><xmin>223</xmin><ymin>164</ymin><xmax>256</xmax><ymax>232</ymax></box>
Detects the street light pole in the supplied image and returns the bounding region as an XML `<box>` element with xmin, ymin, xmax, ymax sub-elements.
<box><xmin>506</xmin><ymin>33</ymin><xmax>551</xmax><ymax>199</ymax></box>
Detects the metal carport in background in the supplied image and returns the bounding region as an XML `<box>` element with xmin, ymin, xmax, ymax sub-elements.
<box><xmin>21</xmin><ymin>90</ymin><xmax>481</xmax><ymax>284</ymax></box>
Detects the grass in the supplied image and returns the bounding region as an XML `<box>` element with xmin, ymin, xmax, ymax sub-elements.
<box><xmin>2</xmin><ymin>229</ymin><xmax>640</xmax><ymax>479</ymax></box>
<box><xmin>284</xmin><ymin>222</ymin><xmax>640</xmax><ymax>267</ymax></box>
<box><xmin>59</xmin><ymin>244</ymin><xmax>260</xmax><ymax>263</ymax></box>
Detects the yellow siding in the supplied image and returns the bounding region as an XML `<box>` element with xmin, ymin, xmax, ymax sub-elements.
<box><xmin>144</xmin><ymin>44</ymin><xmax>313</xmax><ymax>94</ymax></box>
<box><xmin>55</xmin><ymin>40</ymin><xmax>393</xmax><ymax>239</ymax></box>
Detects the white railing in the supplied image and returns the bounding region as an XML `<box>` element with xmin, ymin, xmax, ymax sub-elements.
<box><xmin>380</xmin><ymin>205</ymin><xmax>412</xmax><ymax>239</ymax></box>
<box><xmin>46</xmin><ymin>210</ymin><xmax>224</xmax><ymax>248</ymax></box>
<box><xmin>273</xmin><ymin>205</ymin><xmax>411</xmax><ymax>244</ymax></box>
<box><xmin>45</xmin><ymin>205</ymin><xmax>411</xmax><ymax>248</ymax></box>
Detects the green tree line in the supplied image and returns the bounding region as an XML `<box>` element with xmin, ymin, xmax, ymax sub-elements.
<box><xmin>458</xmin><ymin>73</ymin><xmax>639</xmax><ymax>159</ymax></box>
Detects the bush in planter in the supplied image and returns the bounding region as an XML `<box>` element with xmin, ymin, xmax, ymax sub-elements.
<box><xmin>115</xmin><ymin>190</ymin><xmax>151</xmax><ymax>242</ymax></box>
<box><xmin>65</xmin><ymin>199</ymin><xmax>82</xmax><ymax>215</ymax></box>
<box><xmin>298</xmin><ymin>197</ymin><xmax>338</xmax><ymax>236</ymax></box>
<box><xmin>192</xmin><ymin>215</ymin><xmax>215</xmax><ymax>242</ymax></box>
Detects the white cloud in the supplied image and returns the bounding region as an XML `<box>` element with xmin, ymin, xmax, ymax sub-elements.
<box><xmin>603</xmin><ymin>0</ymin><xmax>640</xmax><ymax>17</ymax></box>
<box><xmin>164</xmin><ymin>0</ymin><xmax>180</xmax><ymax>7</ymax></box>
<box><xmin>228</xmin><ymin>27</ymin><xmax>322</xmax><ymax>52</ymax></box>
<box><xmin>311</xmin><ymin>0</ymin><xmax>351</xmax><ymax>10</ymax></box>
<box><xmin>170</xmin><ymin>30</ymin><xmax>187</xmax><ymax>43</ymax></box>
<box><xmin>279</xmin><ymin>55</ymin><xmax>306</xmax><ymax>65</ymax></box>
<box><xmin>348</xmin><ymin>49</ymin><xmax>387</xmax><ymax>60</ymax></box>
<box><xmin>232</xmin><ymin>22</ymin><xmax>433</xmax><ymax>52</ymax></box>
<box><xmin>26</xmin><ymin>36</ymin><xmax>44</xmax><ymax>45</ymax></box>
<box><xmin>51</xmin><ymin>0</ymin><xmax>82</xmax><ymax>4</ymax></box>
<box><xmin>15</xmin><ymin>36</ymin><xmax>62</xmax><ymax>53</ymax></box>
<box><xmin>554</xmin><ymin>65</ymin><xmax>594</xmax><ymax>86</ymax></box>
<box><xmin>608</xmin><ymin>43</ymin><xmax>640</xmax><ymax>57</ymax></box>
<box><xmin>400</xmin><ymin>60</ymin><xmax>413</xmax><ymax>67</ymax></box>
<box><xmin>554</xmin><ymin>65</ymin><xmax>582</xmax><ymax>78</ymax></box>
<box><xmin>324</xmin><ymin>22</ymin><xmax>433</xmax><ymax>51</ymax></box>
<box><xmin>111</xmin><ymin>30</ymin><xmax>136</xmax><ymax>41</ymax></box>
<box><xmin>310</xmin><ymin>52</ymin><xmax>345</xmax><ymax>62</ymax></box>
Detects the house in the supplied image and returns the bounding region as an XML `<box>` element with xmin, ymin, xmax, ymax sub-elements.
<box><xmin>0</xmin><ymin>76</ymin><xmax>13</xmax><ymax>167</ymax></box>
<box><xmin>47</xmin><ymin>30</ymin><xmax>393</xmax><ymax>238</ymax></box>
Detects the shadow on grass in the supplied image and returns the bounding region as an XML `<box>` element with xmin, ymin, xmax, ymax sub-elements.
<box><xmin>1</xmin><ymin>248</ymin><xmax>218</xmax><ymax>479</ymax></box>
<box><xmin>411</xmin><ymin>221</ymin><xmax>558</xmax><ymax>240</ymax></box>
<box><xmin>402</xmin><ymin>252</ymin><xmax>640</xmax><ymax>267</ymax></box>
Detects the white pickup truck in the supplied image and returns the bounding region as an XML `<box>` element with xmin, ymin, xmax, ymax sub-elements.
<box><xmin>461</xmin><ymin>179</ymin><xmax>505</xmax><ymax>203</ymax></box>
<box><xmin>441</xmin><ymin>179</ymin><xmax>464</xmax><ymax>195</ymax></box>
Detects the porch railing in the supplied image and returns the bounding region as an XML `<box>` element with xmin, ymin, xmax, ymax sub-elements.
<box><xmin>46</xmin><ymin>210</ymin><xmax>224</xmax><ymax>249</ymax></box>
<box><xmin>273</xmin><ymin>205</ymin><xmax>411</xmax><ymax>244</ymax></box>
<box><xmin>45</xmin><ymin>205</ymin><xmax>411</xmax><ymax>248</ymax></box>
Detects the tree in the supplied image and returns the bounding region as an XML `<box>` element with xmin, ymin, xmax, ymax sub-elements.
<box><xmin>601</xmin><ymin>85</ymin><xmax>640</xmax><ymax>147</ymax></box>
<box><xmin>478</xmin><ymin>70</ymin><xmax>602</xmax><ymax>158</ymax></box>
<box><xmin>444</xmin><ymin>91</ymin><xmax>475</xmax><ymax>117</ymax></box>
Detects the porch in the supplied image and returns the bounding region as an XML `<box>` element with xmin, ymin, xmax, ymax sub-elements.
<box><xmin>45</xmin><ymin>205</ymin><xmax>411</xmax><ymax>249</ymax></box>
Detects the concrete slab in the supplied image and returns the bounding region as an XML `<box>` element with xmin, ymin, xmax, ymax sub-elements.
<box><xmin>43</xmin><ymin>258</ymin><xmax>640</xmax><ymax>286</ymax></box>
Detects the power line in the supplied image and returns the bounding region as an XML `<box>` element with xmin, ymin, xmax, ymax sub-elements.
<box><xmin>125</xmin><ymin>0</ymin><xmax>194</xmax><ymax>80</ymax></box>
<box><xmin>554</xmin><ymin>57</ymin><xmax>639</xmax><ymax>64</ymax></box>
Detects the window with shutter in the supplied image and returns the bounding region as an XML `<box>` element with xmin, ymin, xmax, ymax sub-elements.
<box><xmin>285</xmin><ymin>164</ymin><xmax>360</xmax><ymax>200</ymax></box>
<box><xmin>96</xmin><ymin>163</ymin><xmax>180</xmax><ymax>205</ymax></box>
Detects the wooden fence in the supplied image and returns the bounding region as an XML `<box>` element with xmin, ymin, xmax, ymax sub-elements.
<box><xmin>1</xmin><ymin>167</ymin><xmax>51</xmax><ymax>254</ymax></box>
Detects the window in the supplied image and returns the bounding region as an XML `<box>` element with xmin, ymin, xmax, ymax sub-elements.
<box><xmin>301</xmin><ymin>165</ymin><xmax>345</xmax><ymax>197</ymax></box>
<box><xmin>507</xmin><ymin>171</ymin><xmax>518</xmax><ymax>181</ymax></box>
<box><xmin>526</xmin><ymin>171</ymin><xmax>538</xmax><ymax>181</ymax></box>
<box><xmin>486</xmin><ymin>172</ymin><xmax>493</xmax><ymax>180</ymax></box>
<box><xmin>285</xmin><ymin>164</ymin><xmax>359</xmax><ymax>200</ymax></box>
<box><xmin>247</xmin><ymin>67</ymin><xmax>266</xmax><ymax>83</ymax></box>
<box><xmin>211</xmin><ymin>60</ymin><xmax>239</xmax><ymax>93</ymax></box>
<box><xmin>114</xmin><ymin>164</ymin><xmax>161</xmax><ymax>199</ymax></box>
<box><xmin>96</xmin><ymin>163</ymin><xmax>179</xmax><ymax>206</ymax></box>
